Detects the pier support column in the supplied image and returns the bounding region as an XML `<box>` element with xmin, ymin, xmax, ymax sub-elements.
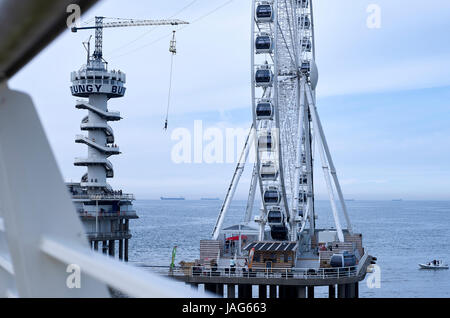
<box><xmin>238</xmin><ymin>285</ymin><xmax>245</xmax><ymax>298</ymax></box>
<box><xmin>279</xmin><ymin>286</ymin><xmax>285</xmax><ymax>298</ymax></box>
<box><xmin>345</xmin><ymin>284</ymin><xmax>355</xmax><ymax>298</ymax></box>
<box><xmin>328</xmin><ymin>285</ymin><xmax>336</xmax><ymax>298</ymax></box>
<box><xmin>102</xmin><ymin>241</ymin><xmax>107</xmax><ymax>254</ymax></box>
<box><xmin>245</xmin><ymin>285</ymin><xmax>253</xmax><ymax>298</ymax></box>
<box><xmin>238</xmin><ymin>285</ymin><xmax>252</xmax><ymax>298</ymax></box>
<box><xmin>124</xmin><ymin>220</ymin><xmax>129</xmax><ymax>262</ymax></box>
<box><xmin>259</xmin><ymin>285</ymin><xmax>267</xmax><ymax>298</ymax></box>
<box><xmin>227</xmin><ymin>284</ymin><xmax>236</xmax><ymax>298</ymax></box>
<box><xmin>337</xmin><ymin>284</ymin><xmax>346</xmax><ymax>298</ymax></box>
<box><xmin>124</xmin><ymin>239</ymin><xmax>129</xmax><ymax>262</ymax></box>
<box><xmin>278</xmin><ymin>285</ymin><xmax>289</xmax><ymax>299</ymax></box>
<box><xmin>93</xmin><ymin>241</ymin><xmax>99</xmax><ymax>251</ymax></box>
<box><xmin>118</xmin><ymin>239</ymin><xmax>123</xmax><ymax>260</ymax></box>
<box><xmin>216</xmin><ymin>284</ymin><xmax>224</xmax><ymax>297</ymax></box>
<box><xmin>269</xmin><ymin>285</ymin><xmax>277</xmax><ymax>298</ymax></box>
<box><xmin>286</xmin><ymin>286</ymin><xmax>297</xmax><ymax>299</ymax></box>
<box><xmin>108</xmin><ymin>240</ymin><xmax>115</xmax><ymax>257</ymax></box>
<box><xmin>307</xmin><ymin>286</ymin><xmax>314</xmax><ymax>299</ymax></box>
<box><xmin>205</xmin><ymin>284</ymin><xmax>216</xmax><ymax>295</ymax></box>
<box><xmin>191</xmin><ymin>283</ymin><xmax>199</xmax><ymax>290</ymax></box>
<box><xmin>354</xmin><ymin>283</ymin><xmax>359</xmax><ymax>298</ymax></box>
<box><xmin>296</xmin><ymin>286</ymin><xmax>306</xmax><ymax>298</ymax></box>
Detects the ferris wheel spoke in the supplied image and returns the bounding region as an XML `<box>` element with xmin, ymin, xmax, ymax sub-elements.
<box><xmin>282</xmin><ymin>0</ymin><xmax>299</xmax><ymax>67</ymax></box>
<box><xmin>276</xmin><ymin>22</ymin><xmax>296</xmax><ymax>70</ymax></box>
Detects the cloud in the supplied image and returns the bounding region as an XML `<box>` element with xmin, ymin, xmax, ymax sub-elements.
<box><xmin>318</xmin><ymin>54</ymin><xmax>450</xmax><ymax>97</ymax></box>
<box><xmin>8</xmin><ymin>0</ymin><xmax>450</xmax><ymax>199</ymax></box>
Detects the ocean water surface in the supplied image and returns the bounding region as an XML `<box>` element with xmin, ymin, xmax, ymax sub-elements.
<box><xmin>128</xmin><ymin>200</ymin><xmax>450</xmax><ymax>298</ymax></box>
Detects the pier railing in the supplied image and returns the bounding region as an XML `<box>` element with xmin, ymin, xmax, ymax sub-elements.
<box><xmin>142</xmin><ymin>265</ymin><xmax>359</xmax><ymax>280</ymax></box>
<box><xmin>85</xmin><ymin>231</ymin><xmax>131</xmax><ymax>240</ymax></box>
<box><xmin>77</xmin><ymin>210</ymin><xmax>138</xmax><ymax>218</ymax></box>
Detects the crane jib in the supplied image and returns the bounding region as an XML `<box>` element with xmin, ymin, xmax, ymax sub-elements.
<box><xmin>71</xmin><ymin>19</ymin><xmax>189</xmax><ymax>33</ymax></box>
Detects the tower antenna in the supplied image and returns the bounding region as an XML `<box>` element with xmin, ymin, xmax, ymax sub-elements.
<box><xmin>82</xmin><ymin>35</ymin><xmax>92</xmax><ymax>65</ymax></box>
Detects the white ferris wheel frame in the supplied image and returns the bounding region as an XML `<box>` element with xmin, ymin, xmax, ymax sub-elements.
<box><xmin>212</xmin><ymin>0</ymin><xmax>353</xmax><ymax>246</ymax></box>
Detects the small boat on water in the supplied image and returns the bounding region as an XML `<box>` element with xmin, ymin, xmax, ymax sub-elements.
<box><xmin>419</xmin><ymin>260</ymin><xmax>449</xmax><ymax>270</ymax></box>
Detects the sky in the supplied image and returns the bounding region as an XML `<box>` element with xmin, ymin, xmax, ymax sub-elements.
<box><xmin>9</xmin><ymin>0</ymin><xmax>450</xmax><ymax>200</ymax></box>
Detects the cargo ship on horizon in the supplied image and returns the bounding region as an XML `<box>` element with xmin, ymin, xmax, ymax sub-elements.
<box><xmin>160</xmin><ymin>196</ymin><xmax>185</xmax><ymax>201</ymax></box>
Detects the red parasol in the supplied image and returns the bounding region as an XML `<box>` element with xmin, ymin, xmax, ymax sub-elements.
<box><xmin>226</xmin><ymin>235</ymin><xmax>248</xmax><ymax>241</ymax></box>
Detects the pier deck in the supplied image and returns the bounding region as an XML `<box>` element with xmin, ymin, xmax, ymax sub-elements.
<box><xmin>142</xmin><ymin>254</ymin><xmax>373</xmax><ymax>298</ymax></box>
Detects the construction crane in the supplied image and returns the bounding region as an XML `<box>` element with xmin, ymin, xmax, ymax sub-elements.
<box><xmin>72</xmin><ymin>16</ymin><xmax>188</xmax><ymax>130</ymax></box>
<box><xmin>71</xmin><ymin>16</ymin><xmax>189</xmax><ymax>61</ymax></box>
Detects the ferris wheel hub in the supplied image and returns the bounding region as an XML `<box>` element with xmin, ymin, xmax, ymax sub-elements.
<box><xmin>310</xmin><ymin>59</ymin><xmax>319</xmax><ymax>90</ymax></box>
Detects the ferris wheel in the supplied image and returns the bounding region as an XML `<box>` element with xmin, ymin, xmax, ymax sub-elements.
<box><xmin>212</xmin><ymin>0</ymin><xmax>353</xmax><ymax>246</ymax></box>
<box><xmin>251</xmin><ymin>0</ymin><xmax>352</xmax><ymax>243</ymax></box>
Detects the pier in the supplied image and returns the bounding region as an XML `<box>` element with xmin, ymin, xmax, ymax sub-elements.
<box><xmin>69</xmin><ymin>189</ymin><xmax>138</xmax><ymax>261</ymax></box>
<box><xmin>144</xmin><ymin>253</ymin><xmax>373</xmax><ymax>298</ymax></box>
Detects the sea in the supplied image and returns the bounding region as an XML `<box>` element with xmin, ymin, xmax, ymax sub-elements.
<box><xmin>128</xmin><ymin>200</ymin><xmax>450</xmax><ymax>298</ymax></box>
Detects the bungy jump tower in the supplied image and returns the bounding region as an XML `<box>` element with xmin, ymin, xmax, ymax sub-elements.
<box><xmin>65</xmin><ymin>16</ymin><xmax>187</xmax><ymax>261</ymax></box>
<box><xmin>182</xmin><ymin>0</ymin><xmax>377</xmax><ymax>299</ymax></box>
<box><xmin>67</xmin><ymin>23</ymin><xmax>138</xmax><ymax>261</ymax></box>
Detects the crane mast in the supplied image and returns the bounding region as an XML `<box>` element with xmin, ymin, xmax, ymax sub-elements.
<box><xmin>72</xmin><ymin>16</ymin><xmax>189</xmax><ymax>61</ymax></box>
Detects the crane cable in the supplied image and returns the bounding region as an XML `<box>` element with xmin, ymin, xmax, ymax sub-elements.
<box><xmin>105</xmin><ymin>0</ymin><xmax>199</xmax><ymax>57</ymax></box>
<box><xmin>110</xmin><ymin>0</ymin><xmax>235</xmax><ymax>59</ymax></box>
<box><xmin>164</xmin><ymin>30</ymin><xmax>177</xmax><ymax>131</ymax></box>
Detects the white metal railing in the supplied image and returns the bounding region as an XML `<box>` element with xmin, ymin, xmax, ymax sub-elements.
<box><xmin>0</xmin><ymin>83</ymin><xmax>209</xmax><ymax>298</ymax></box>
<box><xmin>144</xmin><ymin>265</ymin><xmax>359</xmax><ymax>280</ymax></box>
<box><xmin>75</xmin><ymin>135</ymin><xmax>120</xmax><ymax>151</ymax></box>
<box><xmin>84</xmin><ymin>231</ymin><xmax>130</xmax><ymax>239</ymax></box>
<box><xmin>75</xmin><ymin>100</ymin><xmax>121</xmax><ymax>118</ymax></box>
<box><xmin>40</xmin><ymin>237</ymin><xmax>203</xmax><ymax>298</ymax></box>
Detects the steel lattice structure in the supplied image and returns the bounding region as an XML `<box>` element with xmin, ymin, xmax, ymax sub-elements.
<box><xmin>212</xmin><ymin>0</ymin><xmax>353</xmax><ymax>250</ymax></box>
<box><xmin>251</xmin><ymin>0</ymin><xmax>315</xmax><ymax>242</ymax></box>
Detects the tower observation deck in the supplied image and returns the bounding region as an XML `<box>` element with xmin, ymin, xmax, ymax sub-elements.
<box><xmin>67</xmin><ymin>58</ymin><xmax>137</xmax><ymax>261</ymax></box>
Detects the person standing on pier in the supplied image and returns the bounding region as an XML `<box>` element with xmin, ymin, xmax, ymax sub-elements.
<box><xmin>230</xmin><ymin>258</ymin><xmax>236</xmax><ymax>275</ymax></box>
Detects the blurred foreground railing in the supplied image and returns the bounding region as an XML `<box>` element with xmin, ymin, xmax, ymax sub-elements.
<box><xmin>0</xmin><ymin>82</ymin><xmax>208</xmax><ymax>298</ymax></box>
